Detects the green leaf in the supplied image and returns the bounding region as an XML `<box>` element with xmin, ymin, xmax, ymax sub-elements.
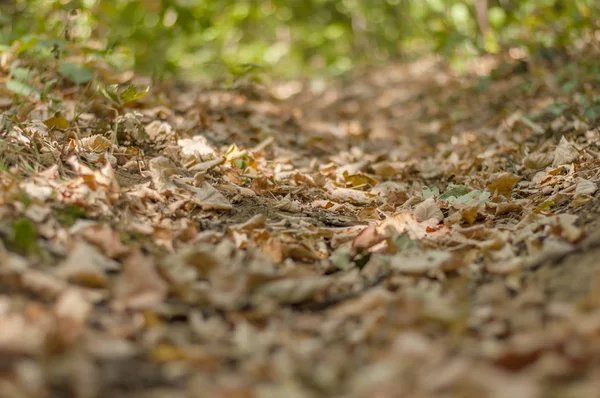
<box><xmin>55</xmin><ymin>205</ymin><xmax>88</xmax><ymax>227</ymax></box>
<box><xmin>99</xmin><ymin>84</ymin><xmax>121</xmax><ymax>104</ymax></box>
<box><xmin>119</xmin><ymin>84</ymin><xmax>149</xmax><ymax>103</ymax></box>
<box><xmin>9</xmin><ymin>218</ymin><xmax>38</xmax><ymax>256</ymax></box>
<box><xmin>423</xmin><ymin>186</ymin><xmax>440</xmax><ymax>199</ymax></box>
<box><xmin>16</xmin><ymin>36</ymin><xmax>40</xmax><ymax>54</ymax></box>
<box><xmin>438</xmin><ymin>184</ymin><xmax>469</xmax><ymax>201</ymax></box>
<box><xmin>58</xmin><ymin>61</ymin><xmax>94</xmax><ymax>84</ymax></box>
<box><xmin>10</xmin><ymin>66</ymin><xmax>32</xmax><ymax>81</ymax></box>
<box><xmin>392</xmin><ymin>232</ymin><xmax>417</xmax><ymax>252</ymax></box>
<box><xmin>6</xmin><ymin>79</ymin><xmax>39</xmax><ymax>97</ymax></box>
<box><xmin>449</xmin><ymin>190</ymin><xmax>490</xmax><ymax>206</ymax></box>
<box><xmin>234</xmin><ymin>156</ymin><xmax>250</xmax><ymax>171</ymax></box>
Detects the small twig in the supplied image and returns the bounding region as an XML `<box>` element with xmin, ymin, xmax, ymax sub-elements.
<box><xmin>291</xmin><ymin>272</ymin><xmax>390</xmax><ymax>312</ymax></box>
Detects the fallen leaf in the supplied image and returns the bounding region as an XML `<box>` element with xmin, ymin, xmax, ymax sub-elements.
<box><xmin>148</xmin><ymin>156</ymin><xmax>179</xmax><ymax>192</ymax></box>
<box><xmin>575</xmin><ymin>178</ymin><xmax>597</xmax><ymax>196</ymax></box>
<box><xmin>388</xmin><ymin>249</ymin><xmax>454</xmax><ymax>275</ymax></box>
<box><xmin>414</xmin><ymin>197</ymin><xmax>444</xmax><ymax>223</ymax></box>
<box><xmin>487</xmin><ymin>172</ymin><xmax>521</xmax><ymax>198</ymax></box>
<box><xmin>553</xmin><ymin>136</ymin><xmax>579</xmax><ymax>166</ymax></box>
<box><xmin>252</xmin><ymin>276</ymin><xmax>331</xmax><ymax>305</ymax></box>
<box><xmin>185</xmin><ymin>181</ymin><xmax>233</xmax><ymax>211</ymax></box>
<box><xmin>524</xmin><ymin>152</ymin><xmax>553</xmax><ymax>169</ymax></box>
<box><xmin>54</xmin><ymin>241</ymin><xmax>119</xmax><ymax>288</ymax></box>
<box><xmin>44</xmin><ymin>114</ymin><xmax>69</xmax><ymax>129</ymax></box>
<box><xmin>114</xmin><ymin>249</ymin><xmax>168</xmax><ymax>310</ymax></box>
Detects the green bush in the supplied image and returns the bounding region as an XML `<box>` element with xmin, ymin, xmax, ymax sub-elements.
<box><xmin>1</xmin><ymin>0</ymin><xmax>598</xmax><ymax>78</ymax></box>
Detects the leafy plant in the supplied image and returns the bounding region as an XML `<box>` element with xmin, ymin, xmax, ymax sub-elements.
<box><xmin>99</xmin><ymin>84</ymin><xmax>149</xmax><ymax>107</ymax></box>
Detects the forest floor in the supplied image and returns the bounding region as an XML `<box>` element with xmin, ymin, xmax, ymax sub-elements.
<box><xmin>2</xmin><ymin>48</ymin><xmax>600</xmax><ymax>398</ymax></box>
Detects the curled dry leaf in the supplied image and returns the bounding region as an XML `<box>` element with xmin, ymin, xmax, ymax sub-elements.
<box><xmin>67</xmin><ymin>156</ymin><xmax>119</xmax><ymax>194</ymax></box>
<box><xmin>326</xmin><ymin>182</ymin><xmax>373</xmax><ymax>205</ymax></box>
<box><xmin>148</xmin><ymin>156</ymin><xmax>180</xmax><ymax>192</ymax></box>
<box><xmin>553</xmin><ymin>136</ymin><xmax>579</xmax><ymax>166</ymax></box>
<box><xmin>145</xmin><ymin>120</ymin><xmax>175</xmax><ymax>147</ymax></box>
<box><xmin>185</xmin><ymin>181</ymin><xmax>233</xmax><ymax>211</ymax></box>
<box><xmin>352</xmin><ymin>225</ymin><xmax>385</xmax><ymax>250</ymax></box>
<box><xmin>414</xmin><ymin>197</ymin><xmax>444</xmax><ymax>223</ymax></box>
<box><xmin>79</xmin><ymin>135</ymin><xmax>112</xmax><ymax>151</ymax></box>
<box><xmin>487</xmin><ymin>172</ymin><xmax>522</xmax><ymax>198</ymax></box>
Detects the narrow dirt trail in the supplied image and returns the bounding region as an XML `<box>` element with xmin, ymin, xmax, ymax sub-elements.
<box><xmin>1</xmin><ymin>56</ymin><xmax>600</xmax><ymax>397</ymax></box>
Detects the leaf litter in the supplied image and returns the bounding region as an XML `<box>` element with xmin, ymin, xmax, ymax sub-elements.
<box><xmin>2</xmin><ymin>50</ymin><xmax>600</xmax><ymax>397</ymax></box>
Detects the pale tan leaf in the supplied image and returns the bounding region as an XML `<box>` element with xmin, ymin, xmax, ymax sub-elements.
<box><xmin>80</xmin><ymin>135</ymin><xmax>112</xmax><ymax>151</ymax></box>
<box><xmin>575</xmin><ymin>178</ymin><xmax>597</xmax><ymax>196</ymax></box>
<box><xmin>54</xmin><ymin>241</ymin><xmax>119</xmax><ymax>288</ymax></box>
<box><xmin>114</xmin><ymin>249</ymin><xmax>168</xmax><ymax>310</ymax></box>
<box><xmin>414</xmin><ymin>197</ymin><xmax>443</xmax><ymax>223</ymax></box>
<box><xmin>185</xmin><ymin>181</ymin><xmax>233</xmax><ymax>211</ymax></box>
<box><xmin>148</xmin><ymin>156</ymin><xmax>180</xmax><ymax>192</ymax></box>
<box><xmin>553</xmin><ymin>136</ymin><xmax>579</xmax><ymax>166</ymax></box>
<box><xmin>389</xmin><ymin>249</ymin><xmax>454</xmax><ymax>275</ymax></box>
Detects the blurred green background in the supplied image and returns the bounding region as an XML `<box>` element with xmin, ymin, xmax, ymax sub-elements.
<box><xmin>1</xmin><ymin>0</ymin><xmax>598</xmax><ymax>79</ymax></box>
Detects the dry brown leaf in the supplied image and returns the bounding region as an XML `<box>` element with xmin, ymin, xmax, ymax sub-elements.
<box><xmin>524</xmin><ymin>152</ymin><xmax>553</xmax><ymax>170</ymax></box>
<box><xmin>414</xmin><ymin>197</ymin><xmax>444</xmax><ymax>223</ymax></box>
<box><xmin>553</xmin><ymin>136</ymin><xmax>579</xmax><ymax>166</ymax></box>
<box><xmin>185</xmin><ymin>181</ymin><xmax>233</xmax><ymax>211</ymax></box>
<box><xmin>389</xmin><ymin>249</ymin><xmax>454</xmax><ymax>275</ymax></box>
<box><xmin>80</xmin><ymin>134</ymin><xmax>112</xmax><ymax>151</ymax></box>
<box><xmin>81</xmin><ymin>224</ymin><xmax>128</xmax><ymax>258</ymax></box>
<box><xmin>352</xmin><ymin>225</ymin><xmax>385</xmax><ymax>250</ymax></box>
<box><xmin>252</xmin><ymin>276</ymin><xmax>331</xmax><ymax>305</ymax></box>
<box><xmin>148</xmin><ymin>156</ymin><xmax>179</xmax><ymax>192</ymax></box>
<box><xmin>326</xmin><ymin>182</ymin><xmax>373</xmax><ymax>205</ymax></box>
<box><xmin>113</xmin><ymin>249</ymin><xmax>168</xmax><ymax>310</ymax></box>
<box><xmin>487</xmin><ymin>172</ymin><xmax>522</xmax><ymax>198</ymax></box>
<box><xmin>54</xmin><ymin>241</ymin><xmax>119</xmax><ymax>288</ymax></box>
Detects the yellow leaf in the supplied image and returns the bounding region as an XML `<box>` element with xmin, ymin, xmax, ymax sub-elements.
<box><xmin>462</xmin><ymin>206</ymin><xmax>479</xmax><ymax>224</ymax></box>
<box><xmin>151</xmin><ymin>343</ymin><xmax>186</xmax><ymax>362</ymax></box>
<box><xmin>44</xmin><ymin>114</ymin><xmax>69</xmax><ymax>130</ymax></box>
<box><xmin>343</xmin><ymin>171</ymin><xmax>379</xmax><ymax>188</ymax></box>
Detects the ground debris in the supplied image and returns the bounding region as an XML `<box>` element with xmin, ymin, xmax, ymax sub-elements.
<box><xmin>3</xmin><ymin>53</ymin><xmax>600</xmax><ymax>397</ymax></box>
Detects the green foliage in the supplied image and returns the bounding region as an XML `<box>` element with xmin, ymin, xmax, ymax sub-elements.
<box><xmin>7</xmin><ymin>218</ymin><xmax>39</xmax><ymax>256</ymax></box>
<box><xmin>58</xmin><ymin>61</ymin><xmax>94</xmax><ymax>84</ymax></box>
<box><xmin>99</xmin><ymin>83</ymin><xmax>149</xmax><ymax>106</ymax></box>
<box><xmin>425</xmin><ymin>184</ymin><xmax>490</xmax><ymax>206</ymax></box>
<box><xmin>55</xmin><ymin>205</ymin><xmax>88</xmax><ymax>227</ymax></box>
<box><xmin>1</xmin><ymin>0</ymin><xmax>598</xmax><ymax>78</ymax></box>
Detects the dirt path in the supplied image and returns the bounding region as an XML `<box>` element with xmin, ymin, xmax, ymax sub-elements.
<box><xmin>1</xmin><ymin>55</ymin><xmax>600</xmax><ymax>397</ymax></box>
